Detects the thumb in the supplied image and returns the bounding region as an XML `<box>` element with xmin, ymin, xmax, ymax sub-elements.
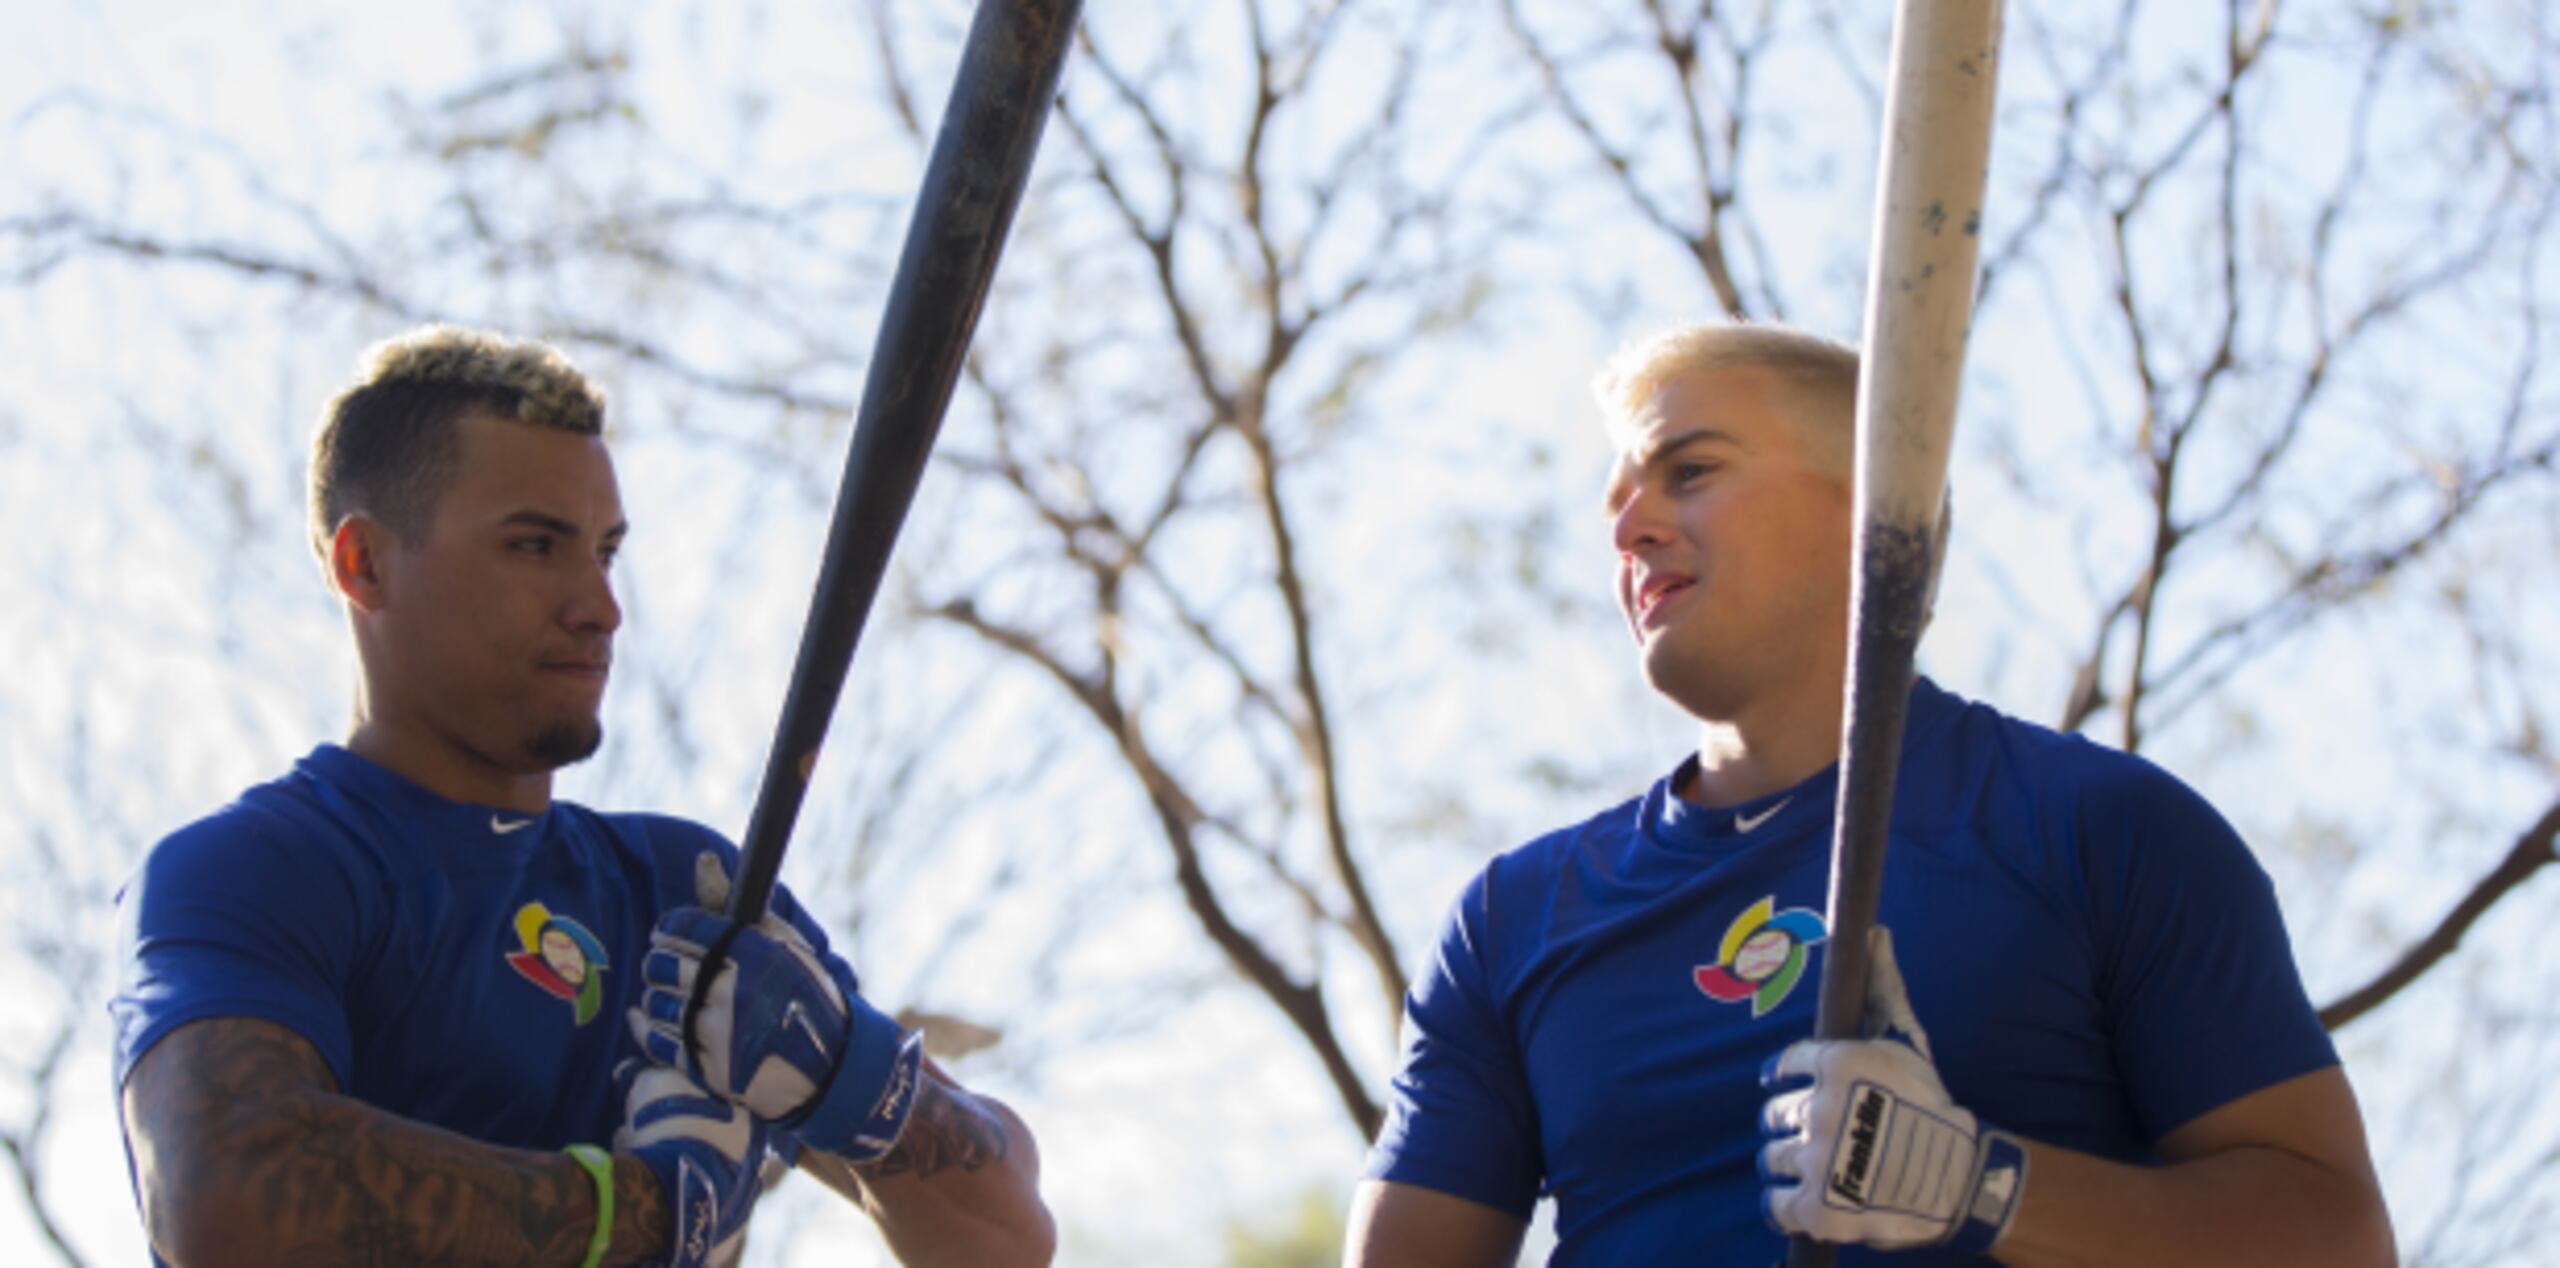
<box><xmin>695</xmin><ymin>851</ymin><xmax>734</xmax><ymax>912</ymax></box>
<box><xmin>1863</xmin><ymin>925</ymin><xmax>1933</xmax><ymax>1061</ymax></box>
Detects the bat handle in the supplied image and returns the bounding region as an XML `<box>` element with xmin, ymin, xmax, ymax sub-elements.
<box><xmin>677</xmin><ymin>921</ymin><xmax>752</xmax><ymax>1085</ymax></box>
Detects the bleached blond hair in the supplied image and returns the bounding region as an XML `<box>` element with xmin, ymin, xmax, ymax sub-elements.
<box><xmin>1593</xmin><ymin>323</ymin><xmax>1859</xmax><ymax>473</ymax></box>
<box><xmin>308</xmin><ymin>325</ymin><xmax>607</xmax><ymax>556</ymax></box>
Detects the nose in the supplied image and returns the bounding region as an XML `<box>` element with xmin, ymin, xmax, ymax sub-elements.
<box><xmin>566</xmin><ymin>555</ymin><xmax>622</xmax><ymax>636</ymax></box>
<box><xmin>1611</xmin><ymin>484</ymin><xmax>1671</xmax><ymax>557</ymax></box>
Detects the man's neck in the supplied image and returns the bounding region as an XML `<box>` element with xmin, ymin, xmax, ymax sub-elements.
<box><xmin>346</xmin><ymin>718</ymin><xmax>553</xmax><ymax>816</ymax></box>
<box><xmin>1678</xmin><ymin>676</ymin><xmax>1846</xmax><ymax>809</ymax></box>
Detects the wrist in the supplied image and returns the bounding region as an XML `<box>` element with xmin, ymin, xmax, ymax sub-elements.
<box><xmin>1945</xmin><ymin>1129</ymin><xmax>2029</xmax><ymax>1253</ymax></box>
<box><xmin>787</xmin><ymin>1011</ymin><xmax>925</xmax><ymax>1161</ymax></box>
<box><xmin>565</xmin><ymin>1145</ymin><xmax>615</xmax><ymax>1268</ymax></box>
<box><xmin>617</xmin><ymin>1146</ymin><xmax>685</xmax><ymax>1267</ymax></box>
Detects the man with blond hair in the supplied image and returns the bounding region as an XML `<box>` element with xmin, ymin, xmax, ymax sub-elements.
<box><xmin>111</xmin><ymin>326</ymin><xmax>1054</xmax><ymax>1267</ymax></box>
<box><xmin>1347</xmin><ymin>324</ymin><xmax>2393</xmax><ymax>1265</ymax></box>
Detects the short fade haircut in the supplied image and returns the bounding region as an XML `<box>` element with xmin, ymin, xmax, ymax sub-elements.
<box><xmin>308</xmin><ymin>325</ymin><xmax>607</xmax><ymax>557</ymax></box>
<box><xmin>1593</xmin><ymin>323</ymin><xmax>1859</xmax><ymax>474</ymax></box>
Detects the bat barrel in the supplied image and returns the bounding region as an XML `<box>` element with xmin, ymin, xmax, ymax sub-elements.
<box><xmin>727</xmin><ymin>0</ymin><xmax>1083</xmax><ymax>925</ymax></box>
<box><xmin>1794</xmin><ymin>3</ymin><xmax>2003</xmax><ymax>1266</ymax></box>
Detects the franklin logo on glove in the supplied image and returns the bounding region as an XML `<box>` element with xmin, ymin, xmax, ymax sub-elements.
<box><xmin>1827</xmin><ymin>1083</ymin><xmax>1890</xmax><ymax>1206</ymax></box>
<box><xmin>1760</xmin><ymin>928</ymin><xmax>2029</xmax><ymax>1254</ymax></box>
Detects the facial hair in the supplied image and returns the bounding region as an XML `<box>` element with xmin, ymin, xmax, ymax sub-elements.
<box><xmin>527</xmin><ymin>720</ymin><xmax>603</xmax><ymax>769</ymax></box>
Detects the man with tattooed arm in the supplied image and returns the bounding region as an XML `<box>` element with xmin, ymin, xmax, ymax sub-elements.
<box><xmin>109</xmin><ymin>327</ymin><xmax>1054</xmax><ymax>1267</ymax></box>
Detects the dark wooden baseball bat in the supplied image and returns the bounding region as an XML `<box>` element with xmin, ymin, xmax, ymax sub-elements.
<box><xmin>728</xmin><ymin>0</ymin><xmax>1082</xmax><ymax>926</ymax></box>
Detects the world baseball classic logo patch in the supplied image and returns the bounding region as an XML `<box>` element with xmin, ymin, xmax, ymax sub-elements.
<box><xmin>504</xmin><ymin>902</ymin><xmax>612</xmax><ymax>1025</ymax></box>
<box><xmin>1694</xmin><ymin>896</ymin><xmax>1828</xmax><ymax>1017</ymax></box>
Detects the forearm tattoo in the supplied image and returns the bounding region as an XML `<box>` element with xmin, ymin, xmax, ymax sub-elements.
<box><xmin>125</xmin><ymin>1017</ymin><xmax>663</xmax><ymax>1267</ymax></box>
<box><xmin>867</xmin><ymin>1075</ymin><xmax>1012</xmax><ymax>1178</ymax></box>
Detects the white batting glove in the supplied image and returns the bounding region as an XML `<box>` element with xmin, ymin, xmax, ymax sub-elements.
<box><xmin>615</xmin><ymin>1063</ymin><xmax>769</xmax><ymax>1268</ymax></box>
<box><xmin>628</xmin><ymin>853</ymin><xmax>922</xmax><ymax>1163</ymax></box>
<box><xmin>1757</xmin><ymin>927</ymin><xmax>2028</xmax><ymax>1254</ymax></box>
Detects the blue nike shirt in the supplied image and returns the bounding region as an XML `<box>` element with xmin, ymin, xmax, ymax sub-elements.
<box><xmin>1366</xmin><ymin>678</ymin><xmax>2337</xmax><ymax>1265</ymax></box>
<box><xmin>110</xmin><ymin>745</ymin><xmax>836</xmax><ymax>1261</ymax></box>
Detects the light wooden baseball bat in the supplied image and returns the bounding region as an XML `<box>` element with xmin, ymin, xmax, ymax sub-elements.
<box><xmin>1793</xmin><ymin>3</ymin><xmax>2005</xmax><ymax>1265</ymax></box>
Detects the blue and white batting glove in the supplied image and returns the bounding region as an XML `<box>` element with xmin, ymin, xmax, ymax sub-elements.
<box><xmin>615</xmin><ymin>1063</ymin><xmax>770</xmax><ymax>1268</ymax></box>
<box><xmin>1757</xmin><ymin>927</ymin><xmax>2028</xmax><ymax>1254</ymax></box>
<box><xmin>628</xmin><ymin>906</ymin><xmax>923</xmax><ymax>1163</ymax></box>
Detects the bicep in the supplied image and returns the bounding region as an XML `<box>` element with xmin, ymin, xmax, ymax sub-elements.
<box><xmin>2156</xmin><ymin>1065</ymin><xmax>2393</xmax><ymax>1261</ymax></box>
<box><xmin>1345</xmin><ymin>1179</ymin><xmax>1526</xmax><ymax>1268</ymax></box>
<box><xmin>2155</xmin><ymin>1065</ymin><xmax>2378</xmax><ymax>1183</ymax></box>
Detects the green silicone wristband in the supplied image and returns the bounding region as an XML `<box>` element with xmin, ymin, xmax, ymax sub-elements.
<box><xmin>565</xmin><ymin>1144</ymin><xmax>614</xmax><ymax>1268</ymax></box>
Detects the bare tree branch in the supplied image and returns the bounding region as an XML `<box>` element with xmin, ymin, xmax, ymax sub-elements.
<box><xmin>2321</xmin><ymin>796</ymin><xmax>2560</xmax><ymax>1030</ymax></box>
<box><xmin>921</xmin><ymin>596</ymin><xmax>1381</xmax><ymax>1133</ymax></box>
<box><xmin>0</xmin><ymin>1025</ymin><xmax>89</xmax><ymax>1268</ymax></box>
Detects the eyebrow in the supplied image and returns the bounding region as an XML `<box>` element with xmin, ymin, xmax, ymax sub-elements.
<box><xmin>1634</xmin><ymin>427</ymin><xmax>1741</xmax><ymax>468</ymax></box>
<box><xmin>1601</xmin><ymin>428</ymin><xmax>1743</xmax><ymax>514</ymax></box>
<box><xmin>500</xmin><ymin>510</ymin><xmax>629</xmax><ymax>542</ymax></box>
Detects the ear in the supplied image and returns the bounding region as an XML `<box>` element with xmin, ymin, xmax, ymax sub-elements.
<box><xmin>327</xmin><ymin>516</ymin><xmax>396</xmax><ymax>614</ymax></box>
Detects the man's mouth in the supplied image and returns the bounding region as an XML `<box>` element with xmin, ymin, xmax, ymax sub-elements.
<box><xmin>1634</xmin><ymin>575</ymin><xmax>1694</xmax><ymax>625</ymax></box>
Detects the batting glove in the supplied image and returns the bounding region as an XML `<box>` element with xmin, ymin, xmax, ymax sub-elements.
<box><xmin>615</xmin><ymin>1063</ymin><xmax>770</xmax><ymax>1268</ymax></box>
<box><xmin>629</xmin><ymin>906</ymin><xmax>923</xmax><ymax>1163</ymax></box>
<box><xmin>1757</xmin><ymin>927</ymin><xmax>2028</xmax><ymax>1253</ymax></box>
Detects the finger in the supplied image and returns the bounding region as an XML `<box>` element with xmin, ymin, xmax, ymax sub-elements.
<box><xmin>1757</xmin><ymin>1133</ymin><xmax>1807</xmax><ymax>1184</ymax></box>
<box><xmin>653</xmin><ymin>906</ymin><xmax>734</xmax><ymax>955</ymax></box>
<box><xmin>1761</xmin><ymin>1085</ymin><xmax>1812</xmax><ymax>1138</ymax></box>
<box><xmin>1763</xmin><ymin>1039</ymin><xmax>1827</xmax><ymax>1087</ymax></box>
<box><xmin>633</xmin><ymin>1003</ymin><xmax>699</xmax><ymax>1078</ymax></box>
<box><xmin>643</xmin><ymin>946</ymin><xmax>699</xmax><ymax>992</ymax></box>
<box><xmin>645</xmin><ymin>986</ymin><xmax>690</xmax><ymax>1030</ymax></box>
<box><xmin>1761</xmin><ymin>1177</ymin><xmax>1807</xmax><ymax>1237</ymax></box>
<box><xmin>639</xmin><ymin>1024</ymin><xmax>684</xmax><ymax>1074</ymax></box>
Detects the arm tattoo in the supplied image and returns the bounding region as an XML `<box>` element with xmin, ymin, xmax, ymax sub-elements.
<box><xmin>125</xmin><ymin>1017</ymin><xmax>663</xmax><ymax>1267</ymax></box>
<box><xmin>867</xmin><ymin>1076</ymin><xmax>1012</xmax><ymax>1178</ymax></box>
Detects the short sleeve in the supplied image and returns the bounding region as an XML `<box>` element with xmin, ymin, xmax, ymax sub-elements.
<box><xmin>110</xmin><ymin>809</ymin><xmax>373</xmax><ymax>1092</ymax></box>
<box><xmin>2082</xmin><ymin>763</ymin><xmax>2338</xmax><ymax>1141</ymax></box>
<box><xmin>1362</xmin><ymin>876</ymin><xmax>1543</xmax><ymax>1218</ymax></box>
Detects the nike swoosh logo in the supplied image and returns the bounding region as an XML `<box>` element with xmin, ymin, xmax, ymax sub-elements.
<box><xmin>491</xmin><ymin>815</ymin><xmax>535</xmax><ymax>835</ymax></box>
<box><xmin>783</xmin><ymin>1000</ymin><xmax>832</xmax><ymax>1061</ymax></box>
<box><xmin>1734</xmin><ymin>797</ymin><xmax>1792</xmax><ymax>834</ymax></box>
